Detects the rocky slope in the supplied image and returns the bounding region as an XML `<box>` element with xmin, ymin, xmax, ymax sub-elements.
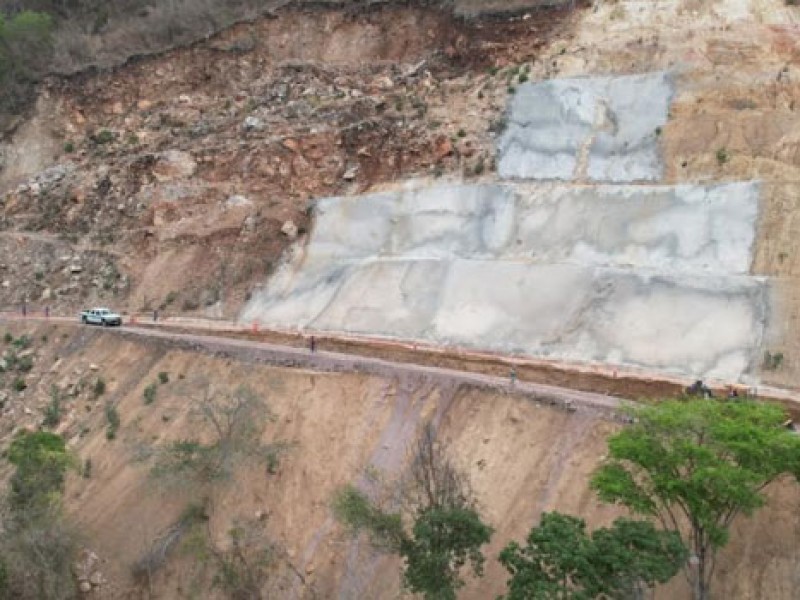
<box><xmin>0</xmin><ymin>1</ymin><xmax>577</xmax><ymax>319</ymax></box>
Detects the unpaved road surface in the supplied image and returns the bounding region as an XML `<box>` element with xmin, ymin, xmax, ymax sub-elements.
<box><xmin>0</xmin><ymin>314</ymin><xmax>620</xmax><ymax>416</ymax></box>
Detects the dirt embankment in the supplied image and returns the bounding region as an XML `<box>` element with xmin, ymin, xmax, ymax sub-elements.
<box><xmin>0</xmin><ymin>2</ymin><xmax>579</xmax><ymax>320</ymax></box>
<box><xmin>0</xmin><ymin>321</ymin><xmax>798</xmax><ymax>599</ymax></box>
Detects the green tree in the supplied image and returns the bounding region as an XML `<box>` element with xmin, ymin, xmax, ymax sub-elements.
<box><xmin>333</xmin><ymin>424</ymin><xmax>493</xmax><ymax>599</ymax></box>
<box><xmin>401</xmin><ymin>506</ymin><xmax>492</xmax><ymax>600</ymax></box>
<box><xmin>7</xmin><ymin>430</ymin><xmax>72</xmax><ymax>513</ymax></box>
<box><xmin>150</xmin><ymin>385</ymin><xmax>286</xmax><ymax>488</ymax></box>
<box><xmin>499</xmin><ymin>512</ymin><xmax>686</xmax><ymax>600</ymax></box>
<box><xmin>0</xmin><ymin>10</ymin><xmax>54</xmax><ymax>113</ymax></box>
<box><xmin>591</xmin><ymin>399</ymin><xmax>800</xmax><ymax>600</ymax></box>
<box><xmin>1</xmin><ymin>430</ymin><xmax>78</xmax><ymax>599</ymax></box>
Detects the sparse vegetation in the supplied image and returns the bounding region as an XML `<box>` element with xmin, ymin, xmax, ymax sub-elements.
<box><xmin>132</xmin><ymin>501</ymin><xmax>209</xmax><ymax>590</ymax></box>
<box><xmin>763</xmin><ymin>350</ymin><xmax>784</xmax><ymax>371</ymax></box>
<box><xmin>150</xmin><ymin>385</ymin><xmax>286</xmax><ymax>488</ymax></box>
<box><xmin>210</xmin><ymin>520</ymin><xmax>281</xmax><ymax>599</ymax></box>
<box><xmin>105</xmin><ymin>403</ymin><xmax>120</xmax><ymax>439</ymax></box>
<box><xmin>143</xmin><ymin>382</ymin><xmax>157</xmax><ymax>404</ymax></box>
<box><xmin>12</xmin><ymin>335</ymin><xmax>31</xmax><ymax>350</ymax></box>
<box><xmin>94</xmin><ymin>129</ymin><xmax>115</xmax><ymax>144</ymax></box>
<box><xmin>93</xmin><ymin>377</ymin><xmax>106</xmax><ymax>397</ymax></box>
<box><xmin>333</xmin><ymin>424</ymin><xmax>493</xmax><ymax>600</ymax></box>
<box><xmin>15</xmin><ymin>354</ymin><xmax>33</xmax><ymax>373</ymax></box>
<box><xmin>42</xmin><ymin>385</ymin><xmax>62</xmax><ymax>429</ymax></box>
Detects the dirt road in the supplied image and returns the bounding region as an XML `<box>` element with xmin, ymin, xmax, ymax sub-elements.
<box><xmin>0</xmin><ymin>313</ymin><xmax>621</xmax><ymax>416</ymax></box>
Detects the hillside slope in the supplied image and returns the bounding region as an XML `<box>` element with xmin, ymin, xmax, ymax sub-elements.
<box><xmin>0</xmin><ymin>320</ymin><xmax>798</xmax><ymax>599</ymax></box>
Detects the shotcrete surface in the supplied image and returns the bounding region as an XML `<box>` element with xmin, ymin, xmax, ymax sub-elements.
<box><xmin>242</xmin><ymin>181</ymin><xmax>766</xmax><ymax>381</ymax></box>
<box><xmin>497</xmin><ymin>72</ymin><xmax>673</xmax><ymax>182</ymax></box>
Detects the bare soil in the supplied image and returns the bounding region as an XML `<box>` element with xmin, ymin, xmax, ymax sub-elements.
<box><xmin>0</xmin><ymin>320</ymin><xmax>797</xmax><ymax>599</ymax></box>
<box><xmin>0</xmin><ymin>2</ymin><xmax>579</xmax><ymax>321</ymax></box>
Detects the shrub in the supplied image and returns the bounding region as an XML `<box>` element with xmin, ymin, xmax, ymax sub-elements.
<box><xmin>105</xmin><ymin>404</ymin><xmax>120</xmax><ymax>440</ymax></box>
<box><xmin>158</xmin><ymin>371</ymin><xmax>169</xmax><ymax>385</ymax></box>
<box><xmin>12</xmin><ymin>335</ymin><xmax>31</xmax><ymax>350</ymax></box>
<box><xmin>8</xmin><ymin>430</ymin><xmax>71</xmax><ymax>511</ymax></box>
<box><xmin>143</xmin><ymin>383</ymin><xmax>157</xmax><ymax>404</ymax></box>
<box><xmin>3</xmin><ymin>333</ymin><xmax>12</xmax><ymax>344</ymax></box>
<box><xmin>94</xmin><ymin>129</ymin><xmax>115</xmax><ymax>144</ymax></box>
<box><xmin>16</xmin><ymin>355</ymin><xmax>33</xmax><ymax>373</ymax></box>
<box><xmin>716</xmin><ymin>147</ymin><xmax>729</xmax><ymax>165</ymax></box>
<box><xmin>42</xmin><ymin>385</ymin><xmax>62</xmax><ymax>429</ymax></box>
<box><xmin>62</xmin><ymin>141</ymin><xmax>74</xmax><ymax>153</ymax></box>
<box><xmin>12</xmin><ymin>378</ymin><xmax>26</xmax><ymax>392</ymax></box>
<box><xmin>82</xmin><ymin>458</ymin><xmax>92</xmax><ymax>479</ymax></box>
<box><xmin>763</xmin><ymin>350</ymin><xmax>784</xmax><ymax>371</ymax></box>
<box><xmin>93</xmin><ymin>377</ymin><xmax>106</xmax><ymax>398</ymax></box>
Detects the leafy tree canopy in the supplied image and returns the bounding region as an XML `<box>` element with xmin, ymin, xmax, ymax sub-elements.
<box><xmin>499</xmin><ymin>511</ymin><xmax>686</xmax><ymax>600</ymax></box>
<box><xmin>591</xmin><ymin>399</ymin><xmax>800</xmax><ymax>600</ymax></box>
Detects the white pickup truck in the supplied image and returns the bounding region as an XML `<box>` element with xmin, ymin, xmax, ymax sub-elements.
<box><xmin>80</xmin><ymin>307</ymin><xmax>123</xmax><ymax>327</ymax></box>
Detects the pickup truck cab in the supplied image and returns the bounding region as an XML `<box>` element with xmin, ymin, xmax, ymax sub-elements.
<box><xmin>80</xmin><ymin>307</ymin><xmax>122</xmax><ymax>327</ymax></box>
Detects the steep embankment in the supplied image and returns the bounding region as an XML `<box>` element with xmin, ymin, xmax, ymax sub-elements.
<box><xmin>244</xmin><ymin>0</ymin><xmax>800</xmax><ymax>391</ymax></box>
<box><xmin>0</xmin><ymin>321</ymin><xmax>798</xmax><ymax>598</ymax></box>
<box><xmin>0</xmin><ymin>1</ymin><xmax>577</xmax><ymax>319</ymax></box>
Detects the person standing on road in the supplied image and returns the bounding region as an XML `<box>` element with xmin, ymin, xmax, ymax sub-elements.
<box><xmin>153</xmin><ymin>309</ymin><xmax>159</xmax><ymax>323</ymax></box>
<box><xmin>45</xmin><ymin>306</ymin><xmax>50</xmax><ymax>319</ymax></box>
<box><xmin>510</xmin><ymin>366</ymin><xmax>517</xmax><ymax>388</ymax></box>
<box><xmin>310</xmin><ymin>336</ymin><xmax>316</xmax><ymax>353</ymax></box>
<box><xmin>21</xmin><ymin>301</ymin><xmax>26</xmax><ymax>317</ymax></box>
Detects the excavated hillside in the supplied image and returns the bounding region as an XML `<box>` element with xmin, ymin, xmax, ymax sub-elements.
<box><xmin>1</xmin><ymin>0</ymin><xmax>800</xmax><ymax>599</ymax></box>
<box><xmin>0</xmin><ymin>1</ymin><xmax>578</xmax><ymax>319</ymax></box>
<box><xmin>0</xmin><ymin>320</ymin><xmax>798</xmax><ymax>599</ymax></box>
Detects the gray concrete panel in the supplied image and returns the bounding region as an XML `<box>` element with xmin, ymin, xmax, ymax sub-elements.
<box><xmin>243</xmin><ymin>180</ymin><xmax>765</xmax><ymax>381</ymax></box>
<box><xmin>497</xmin><ymin>72</ymin><xmax>672</xmax><ymax>182</ymax></box>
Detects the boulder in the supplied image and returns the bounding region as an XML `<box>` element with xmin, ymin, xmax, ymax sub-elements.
<box><xmin>225</xmin><ymin>195</ymin><xmax>252</xmax><ymax>209</ymax></box>
<box><xmin>242</xmin><ymin>116</ymin><xmax>265</xmax><ymax>132</ymax></box>
<box><xmin>152</xmin><ymin>151</ymin><xmax>197</xmax><ymax>182</ymax></box>
<box><xmin>281</xmin><ymin>220</ymin><xmax>299</xmax><ymax>239</ymax></box>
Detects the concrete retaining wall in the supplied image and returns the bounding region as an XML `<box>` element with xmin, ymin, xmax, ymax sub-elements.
<box><xmin>497</xmin><ymin>72</ymin><xmax>673</xmax><ymax>182</ymax></box>
<box><xmin>242</xmin><ymin>181</ymin><xmax>767</xmax><ymax>381</ymax></box>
